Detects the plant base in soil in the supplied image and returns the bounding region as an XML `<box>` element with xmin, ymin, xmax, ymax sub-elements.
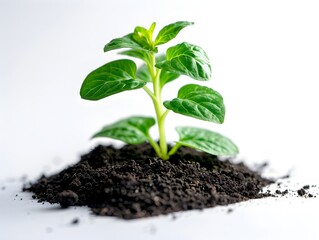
<box><xmin>24</xmin><ymin>144</ymin><xmax>272</xmax><ymax>219</ymax></box>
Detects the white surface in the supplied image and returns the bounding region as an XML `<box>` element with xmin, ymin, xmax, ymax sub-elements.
<box><xmin>1</xmin><ymin>179</ymin><xmax>318</xmax><ymax>240</ymax></box>
<box><xmin>1</xmin><ymin>0</ymin><xmax>319</xmax><ymax>239</ymax></box>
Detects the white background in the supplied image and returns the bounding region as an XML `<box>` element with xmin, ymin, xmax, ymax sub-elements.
<box><xmin>1</xmin><ymin>0</ymin><xmax>319</xmax><ymax>239</ymax></box>
<box><xmin>1</xmin><ymin>0</ymin><xmax>319</xmax><ymax>178</ymax></box>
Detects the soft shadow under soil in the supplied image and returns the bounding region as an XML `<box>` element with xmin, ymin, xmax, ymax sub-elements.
<box><xmin>24</xmin><ymin>144</ymin><xmax>272</xmax><ymax>219</ymax></box>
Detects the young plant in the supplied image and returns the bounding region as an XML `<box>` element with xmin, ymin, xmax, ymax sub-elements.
<box><xmin>80</xmin><ymin>21</ymin><xmax>239</xmax><ymax>160</ymax></box>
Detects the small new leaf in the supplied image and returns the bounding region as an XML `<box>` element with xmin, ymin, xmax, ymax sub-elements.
<box><xmin>93</xmin><ymin>116</ymin><xmax>156</xmax><ymax>144</ymax></box>
<box><xmin>148</xmin><ymin>22</ymin><xmax>156</xmax><ymax>36</ymax></box>
<box><xmin>156</xmin><ymin>42</ymin><xmax>211</xmax><ymax>80</ymax></box>
<box><xmin>155</xmin><ymin>21</ymin><xmax>194</xmax><ymax>46</ymax></box>
<box><xmin>164</xmin><ymin>84</ymin><xmax>225</xmax><ymax>123</ymax></box>
<box><xmin>104</xmin><ymin>34</ymin><xmax>143</xmax><ymax>52</ymax></box>
<box><xmin>80</xmin><ymin>59</ymin><xmax>146</xmax><ymax>100</ymax></box>
<box><xmin>131</xmin><ymin>23</ymin><xmax>158</xmax><ymax>52</ymax></box>
<box><xmin>175</xmin><ymin>127</ymin><xmax>239</xmax><ymax>156</ymax></box>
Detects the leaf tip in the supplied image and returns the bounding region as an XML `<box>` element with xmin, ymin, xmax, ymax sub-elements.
<box><xmin>103</xmin><ymin>45</ymin><xmax>109</xmax><ymax>53</ymax></box>
<box><xmin>218</xmin><ymin>116</ymin><xmax>225</xmax><ymax>124</ymax></box>
<box><xmin>90</xmin><ymin>134</ymin><xmax>97</xmax><ymax>140</ymax></box>
<box><xmin>162</xmin><ymin>100</ymin><xmax>171</xmax><ymax>108</ymax></box>
<box><xmin>79</xmin><ymin>85</ymin><xmax>89</xmax><ymax>100</ymax></box>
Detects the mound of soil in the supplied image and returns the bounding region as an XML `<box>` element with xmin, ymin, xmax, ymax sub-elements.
<box><xmin>24</xmin><ymin>144</ymin><xmax>272</xmax><ymax>219</ymax></box>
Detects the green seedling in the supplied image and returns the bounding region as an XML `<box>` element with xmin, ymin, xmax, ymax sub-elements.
<box><xmin>80</xmin><ymin>21</ymin><xmax>239</xmax><ymax>160</ymax></box>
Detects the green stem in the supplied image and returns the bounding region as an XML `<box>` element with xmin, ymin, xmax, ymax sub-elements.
<box><xmin>143</xmin><ymin>86</ymin><xmax>156</xmax><ymax>101</ymax></box>
<box><xmin>147</xmin><ymin>133</ymin><xmax>162</xmax><ymax>157</ymax></box>
<box><xmin>161</xmin><ymin>109</ymin><xmax>170</xmax><ymax>122</ymax></box>
<box><xmin>148</xmin><ymin>54</ymin><xmax>169</xmax><ymax>160</ymax></box>
<box><xmin>168</xmin><ymin>143</ymin><xmax>182</xmax><ymax>156</ymax></box>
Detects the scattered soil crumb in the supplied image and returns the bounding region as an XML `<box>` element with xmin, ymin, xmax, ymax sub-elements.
<box><xmin>273</xmin><ymin>188</ymin><xmax>289</xmax><ymax>196</ymax></box>
<box><xmin>297</xmin><ymin>188</ymin><xmax>306</xmax><ymax>196</ymax></box>
<box><xmin>269</xmin><ymin>179</ymin><xmax>319</xmax><ymax>198</ymax></box>
<box><xmin>282</xmin><ymin>189</ymin><xmax>288</xmax><ymax>195</ymax></box>
<box><xmin>71</xmin><ymin>218</ymin><xmax>79</xmax><ymax>225</ymax></box>
<box><xmin>227</xmin><ymin>208</ymin><xmax>234</xmax><ymax>213</ymax></box>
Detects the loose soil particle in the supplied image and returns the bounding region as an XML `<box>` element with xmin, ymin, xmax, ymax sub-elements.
<box><xmin>24</xmin><ymin>144</ymin><xmax>272</xmax><ymax>219</ymax></box>
<box><xmin>71</xmin><ymin>218</ymin><xmax>79</xmax><ymax>225</ymax></box>
<box><xmin>297</xmin><ymin>188</ymin><xmax>306</xmax><ymax>196</ymax></box>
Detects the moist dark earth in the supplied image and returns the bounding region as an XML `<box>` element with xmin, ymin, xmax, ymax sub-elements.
<box><xmin>24</xmin><ymin>144</ymin><xmax>272</xmax><ymax>219</ymax></box>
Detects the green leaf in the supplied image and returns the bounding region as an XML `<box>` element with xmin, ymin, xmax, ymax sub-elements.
<box><xmin>155</xmin><ymin>54</ymin><xmax>166</xmax><ymax>62</ymax></box>
<box><xmin>154</xmin><ymin>54</ymin><xmax>180</xmax><ymax>87</ymax></box>
<box><xmin>104</xmin><ymin>34</ymin><xmax>144</xmax><ymax>52</ymax></box>
<box><xmin>159</xmin><ymin>70</ymin><xmax>180</xmax><ymax>88</ymax></box>
<box><xmin>93</xmin><ymin>116</ymin><xmax>156</xmax><ymax>144</ymax></box>
<box><xmin>156</xmin><ymin>42</ymin><xmax>211</xmax><ymax>80</ymax></box>
<box><xmin>80</xmin><ymin>59</ymin><xmax>146</xmax><ymax>100</ymax></box>
<box><xmin>155</xmin><ymin>21</ymin><xmax>194</xmax><ymax>46</ymax></box>
<box><xmin>119</xmin><ymin>49</ymin><xmax>152</xmax><ymax>65</ymax></box>
<box><xmin>136</xmin><ymin>64</ymin><xmax>151</xmax><ymax>82</ymax></box>
<box><xmin>134</xmin><ymin>54</ymin><xmax>180</xmax><ymax>85</ymax></box>
<box><xmin>163</xmin><ymin>84</ymin><xmax>225</xmax><ymax>123</ymax></box>
<box><xmin>119</xmin><ymin>49</ymin><xmax>152</xmax><ymax>82</ymax></box>
<box><xmin>148</xmin><ymin>22</ymin><xmax>156</xmax><ymax>36</ymax></box>
<box><xmin>176</xmin><ymin>127</ymin><xmax>239</xmax><ymax>156</ymax></box>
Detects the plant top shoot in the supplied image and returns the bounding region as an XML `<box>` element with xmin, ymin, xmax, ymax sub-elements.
<box><xmin>80</xmin><ymin>21</ymin><xmax>239</xmax><ymax>160</ymax></box>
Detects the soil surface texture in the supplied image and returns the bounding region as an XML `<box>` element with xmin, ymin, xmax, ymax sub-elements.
<box><xmin>24</xmin><ymin>144</ymin><xmax>272</xmax><ymax>219</ymax></box>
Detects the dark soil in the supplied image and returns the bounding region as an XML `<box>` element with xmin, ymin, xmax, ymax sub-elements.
<box><xmin>271</xmin><ymin>181</ymin><xmax>317</xmax><ymax>198</ymax></box>
<box><xmin>297</xmin><ymin>188</ymin><xmax>306</xmax><ymax>196</ymax></box>
<box><xmin>71</xmin><ymin>218</ymin><xmax>79</xmax><ymax>225</ymax></box>
<box><xmin>24</xmin><ymin>143</ymin><xmax>272</xmax><ymax>219</ymax></box>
